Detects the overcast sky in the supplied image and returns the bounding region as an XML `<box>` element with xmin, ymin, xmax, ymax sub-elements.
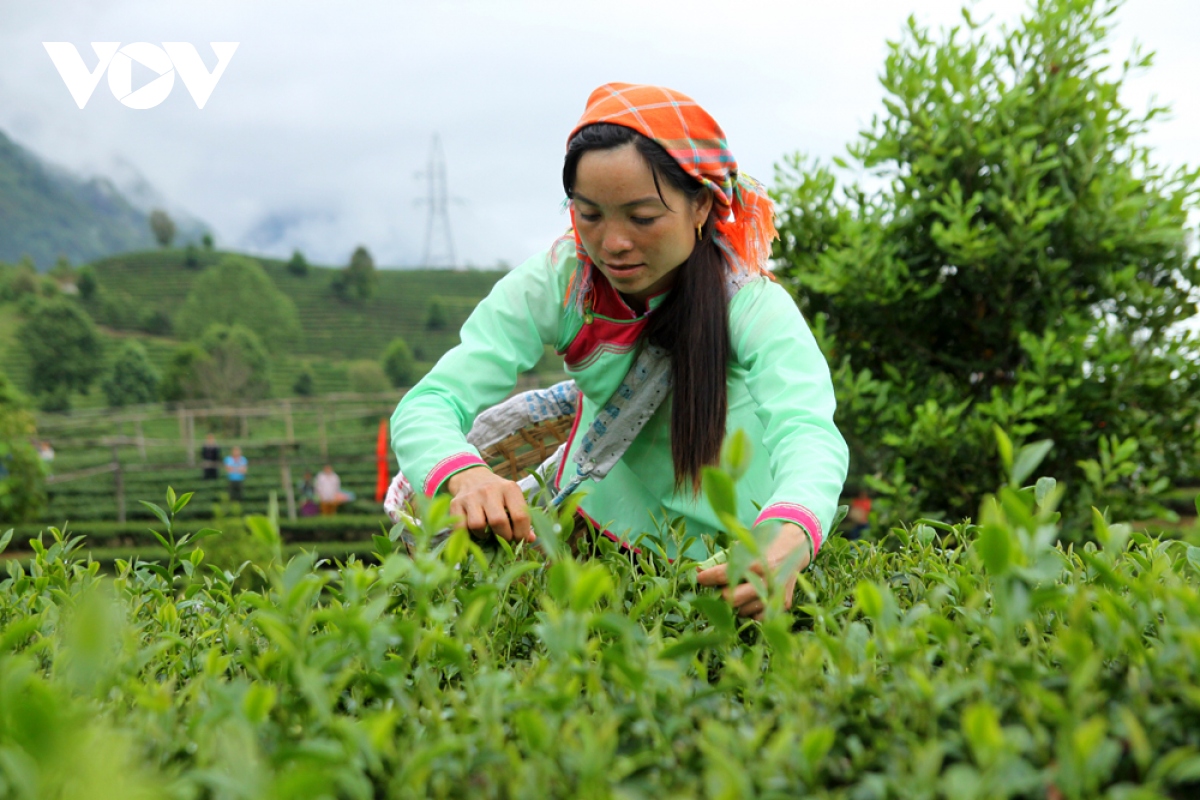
<box><xmin>0</xmin><ymin>0</ymin><xmax>1196</xmax><ymax>269</ymax></box>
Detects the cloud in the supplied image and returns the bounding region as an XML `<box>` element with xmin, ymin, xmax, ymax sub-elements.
<box><xmin>1</xmin><ymin>0</ymin><xmax>1196</xmax><ymax>268</ymax></box>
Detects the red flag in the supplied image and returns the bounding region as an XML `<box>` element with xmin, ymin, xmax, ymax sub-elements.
<box><xmin>375</xmin><ymin>418</ymin><xmax>390</xmax><ymax>503</ymax></box>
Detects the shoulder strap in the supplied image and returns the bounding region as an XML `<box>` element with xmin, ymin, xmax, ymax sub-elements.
<box><xmin>550</xmin><ymin>342</ymin><xmax>671</xmax><ymax>506</ymax></box>
<box><xmin>549</xmin><ymin>269</ymin><xmax>764</xmax><ymax>507</ymax></box>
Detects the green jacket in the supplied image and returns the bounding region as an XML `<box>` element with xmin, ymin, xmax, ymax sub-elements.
<box><xmin>390</xmin><ymin>238</ymin><xmax>849</xmax><ymax>558</ymax></box>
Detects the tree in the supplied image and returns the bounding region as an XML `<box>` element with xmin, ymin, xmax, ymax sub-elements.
<box><xmin>425</xmin><ymin>297</ymin><xmax>448</xmax><ymax>331</ymax></box>
<box><xmin>94</xmin><ymin>289</ymin><xmax>139</xmax><ymax>329</ymax></box>
<box><xmin>347</xmin><ymin>360</ymin><xmax>390</xmax><ymax>394</ymax></box>
<box><xmin>174</xmin><ymin>255</ymin><xmax>301</xmax><ymax>350</ymax></box>
<box><xmin>138</xmin><ymin>307</ymin><xmax>173</xmax><ymax>336</ymax></box>
<box><xmin>201</xmin><ymin>232</ymin><xmax>214</xmax><ymax>250</ymax></box>
<box><xmin>332</xmin><ymin>245</ymin><xmax>376</xmax><ymax>302</ymax></box>
<box><xmin>101</xmin><ymin>340</ymin><xmax>160</xmax><ymax>407</ymax></box>
<box><xmin>49</xmin><ymin>255</ymin><xmax>72</xmax><ymax>282</ymax></box>
<box><xmin>183</xmin><ymin>243</ymin><xmax>200</xmax><ymax>269</ymax></box>
<box><xmin>17</xmin><ymin>298</ymin><xmax>103</xmax><ymax>410</ymax></box>
<box><xmin>286</xmin><ymin>250</ymin><xmax>309</xmax><ymax>277</ymax></box>
<box><xmin>192</xmin><ymin>324</ymin><xmax>272</xmax><ymax>405</ymax></box>
<box><xmin>771</xmin><ymin>0</ymin><xmax>1200</xmax><ymax>531</ymax></box>
<box><xmin>160</xmin><ymin>326</ymin><xmax>272</xmax><ymax>406</ymax></box>
<box><xmin>2</xmin><ymin>262</ymin><xmax>40</xmax><ymax>301</ymax></box>
<box><xmin>161</xmin><ymin>343</ymin><xmax>206</xmax><ymax>404</ymax></box>
<box><xmin>149</xmin><ymin>209</ymin><xmax>176</xmax><ymax>248</ymax></box>
<box><xmin>382</xmin><ymin>337</ymin><xmax>416</xmax><ymax>387</ymax></box>
<box><xmin>0</xmin><ymin>370</ymin><xmax>47</xmax><ymax>522</ymax></box>
<box><xmin>76</xmin><ymin>266</ymin><xmax>98</xmax><ymax>300</ymax></box>
<box><xmin>292</xmin><ymin>365</ymin><xmax>315</xmax><ymax>397</ymax></box>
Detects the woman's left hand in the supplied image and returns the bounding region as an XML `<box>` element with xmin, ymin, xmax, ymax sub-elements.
<box><xmin>695</xmin><ymin>522</ymin><xmax>812</xmax><ymax>620</ymax></box>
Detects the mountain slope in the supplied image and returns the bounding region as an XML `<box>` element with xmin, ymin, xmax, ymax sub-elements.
<box><xmin>0</xmin><ymin>129</ymin><xmax>208</xmax><ymax>268</ymax></box>
<box><xmin>90</xmin><ymin>249</ymin><xmax>505</xmax><ymax>361</ymax></box>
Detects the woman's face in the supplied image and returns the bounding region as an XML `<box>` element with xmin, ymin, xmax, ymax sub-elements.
<box><xmin>572</xmin><ymin>143</ymin><xmax>712</xmax><ymax>303</ymax></box>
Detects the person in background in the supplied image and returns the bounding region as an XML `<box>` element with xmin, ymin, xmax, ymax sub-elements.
<box><xmin>846</xmin><ymin>487</ymin><xmax>872</xmax><ymax>540</ymax></box>
<box><xmin>316</xmin><ymin>464</ymin><xmax>355</xmax><ymax>515</ymax></box>
<box><xmin>224</xmin><ymin>446</ymin><xmax>248</xmax><ymax>502</ymax></box>
<box><xmin>36</xmin><ymin>440</ymin><xmax>55</xmax><ymax>462</ymax></box>
<box><xmin>298</xmin><ymin>470</ymin><xmax>319</xmax><ymax>517</ymax></box>
<box><xmin>201</xmin><ymin>433</ymin><xmax>221</xmax><ymax>480</ymax></box>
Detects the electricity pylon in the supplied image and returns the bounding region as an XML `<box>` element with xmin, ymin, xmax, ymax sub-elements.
<box><xmin>416</xmin><ymin>134</ymin><xmax>458</xmax><ymax>268</ymax></box>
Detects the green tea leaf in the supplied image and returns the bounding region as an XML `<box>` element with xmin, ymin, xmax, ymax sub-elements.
<box><xmin>855</xmin><ymin>581</ymin><xmax>884</xmax><ymax>619</ymax></box>
<box><xmin>801</xmin><ymin>726</ymin><xmax>835</xmax><ymax>770</ymax></box>
<box><xmin>138</xmin><ymin>501</ymin><xmax>170</xmax><ymax>529</ymax></box>
<box><xmin>962</xmin><ymin>702</ymin><xmax>1004</xmax><ymax>768</ymax></box>
<box><xmin>721</xmin><ymin>428</ymin><xmax>752</xmax><ymax>481</ymax></box>
<box><xmin>994</xmin><ymin>426</ymin><xmax>1014</xmax><ymax>473</ymax></box>
<box><xmin>659</xmin><ymin>633</ymin><xmax>725</xmax><ymax>661</ymax></box>
<box><xmin>702</xmin><ymin>467</ymin><xmax>737</xmax><ymax>520</ymax></box>
<box><xmin>1035</xmin><ymin>476</ymin><xmax>1057</xmax><ymax>506</ymax></box>
<box><xmin>976</xmin><ymin>525</ymin><xmax>1012</xmax><ymax>575</ymax></box>
<box><xmin>1012</xmin><ymin>439</ymin><xmax>1054</xmax><ymax>486</ymax></box>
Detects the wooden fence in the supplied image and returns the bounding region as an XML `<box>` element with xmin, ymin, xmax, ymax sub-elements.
<box><xmin>45</xmin><ymin>439</ymin><xmax>386</xmax><ymax>523</ymax></box>
<box><xmin>33</xmin><ymin>376</ymin><xmax>552</xmax><ymax>522</ymax></box>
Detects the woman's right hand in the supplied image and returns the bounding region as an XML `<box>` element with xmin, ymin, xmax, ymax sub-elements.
<box><xmin>446</xmin><ymin>466</ymin><xmax>536</xmax><ymax>543</ymax></box>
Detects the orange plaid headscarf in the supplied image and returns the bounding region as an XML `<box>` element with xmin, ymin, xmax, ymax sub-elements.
<box><xmin>563</xmin><ymin>83</ymin><xmax>778</xmax><ymax>311</ymax></box>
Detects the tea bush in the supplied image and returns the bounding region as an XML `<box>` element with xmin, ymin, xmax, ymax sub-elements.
<box><xmin>0</xmin><ymin>452</ymin><xmax>1198</xmax><ymax>798</ymax></box>
<box><xmin>174</xmin><ymin>255</ymin><xmax>301</xmax><ymax>350</ymax></box>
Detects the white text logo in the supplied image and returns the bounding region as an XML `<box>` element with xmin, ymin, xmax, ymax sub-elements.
<box><xmin>42</xmin><ymin>42</ymin><xmax>239</xmax><ymax>109</ymax></box>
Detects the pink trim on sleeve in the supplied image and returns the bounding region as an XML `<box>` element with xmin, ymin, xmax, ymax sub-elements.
<box><xmin>754</xmin><ymin>502</ymin><xmax>824</xmax><ymax>554</ymax></box>
<box><xmin>423</xmin><ymin>452</ymin><xmax>487</xmax><ymax>498</ymax></box>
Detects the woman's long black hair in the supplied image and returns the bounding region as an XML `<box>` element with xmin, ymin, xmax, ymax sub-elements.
<box><xmin>563</xmin><ymin>123</ymin><xmax>729</xmax><ymax>493</ymax></box>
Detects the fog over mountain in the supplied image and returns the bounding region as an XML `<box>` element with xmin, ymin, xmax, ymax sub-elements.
<box><xmin>0</xmin><ymin>127</ymin><xmax>210</xmax><ymax>268</ymax></box>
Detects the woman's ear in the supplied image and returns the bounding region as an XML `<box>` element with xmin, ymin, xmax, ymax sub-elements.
<box><xmin>694</xmin><ymin>188</ymin><xmax>715</xmax><ymax>228</ymax></box>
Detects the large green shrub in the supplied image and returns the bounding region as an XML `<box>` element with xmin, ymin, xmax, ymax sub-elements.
<box><xmin>347</xmin><ymin>359</ymin><xmax>390</xmax><ymax>394</ymax></box>
<box><xmin>174</xmin><ymin>255</ymin><xmax>301</xmax><ymax>350</ymax></box>
<box><xmin>160</xmin><ymin>343</ymin><xmax>207</xmax><ymax>404</ymax></box>
<box><xmin>75</xmin><ymin>265</ymin><xmax>98</xmax><ymax>300</ymax></box>
<box><xmin>292</xmin><ymin>364</ymin><xmax>316</xmax><ymax>397</ymax></box>
<box><xmin>0</xmin><ymin>258</ymin><xmax>42</xmax><ymax>302</ymax></box>
<box><xmin>424</xmin><ymin>296</ymin><xmax>448</xmax><ymax>330</ymax></box>
<box><xmin>16</xmin><ymin>297</ymin><xmax>103</xmax><ymax>411</ymax></box>
<box><xmin>193</xmin><ymin>324</ymin><xmax>272</xmax><ymax>405</ymax></box>
<box><xmin>771</xmin><ymin>0</ymin><xmax>1200</xmax><ymax>532</ymax></box>
<box><xmin>0</xmin><ymin>370</ymin><xmax>46</xmax><ymax>522</ymax></box>
<box><xmin>381</xmin><ymin>337</ymin><xmax>415</xmax><ymax>387</ymax></box>
<box><xmin>160</xmin><ymin>325</ymin><xmax>272</xmax><ymax>406</ymax></box>
<box><xmin>148</xmin><ymin>208</ymin><xmax>175</xmax><ymax>248</ymax></box>
<box><xmin>183</xmin><ymin>242</ymin><xmax>200</xmax><ymax>269</ymax></box>
<box><xmin>91</xmin><ymin>288</ymin><xmax>140</xmax><ymax>329</ymax></box>
<box><xmin>331</xmin><ymin>245</ymin><xmax>376</xmax><ymax>302</ymax></box>
<box><xmin>136</xmin><ymin>307</ymin><xmax>172</xmax><ymax>336</ymax></box>
<box><xmin>101</xmin><ymin>340</ymin><xmax>160</xmax><ymax>407</ymax></box>
<box><xmin>286</xmin><ymin>249</ymin><xmax>309</xmax><ymax>277</ymax></box>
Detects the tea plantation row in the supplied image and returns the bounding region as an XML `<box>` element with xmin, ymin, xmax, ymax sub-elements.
<box><xmin>1</xmin><ymin>470</ymin><xmax>1199</xmax><ymax>799</ymax></box>
<box><xmin>89</xmin><ymin>249</ymin><xmax>502</xmax><ymax>362</ymax></box>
